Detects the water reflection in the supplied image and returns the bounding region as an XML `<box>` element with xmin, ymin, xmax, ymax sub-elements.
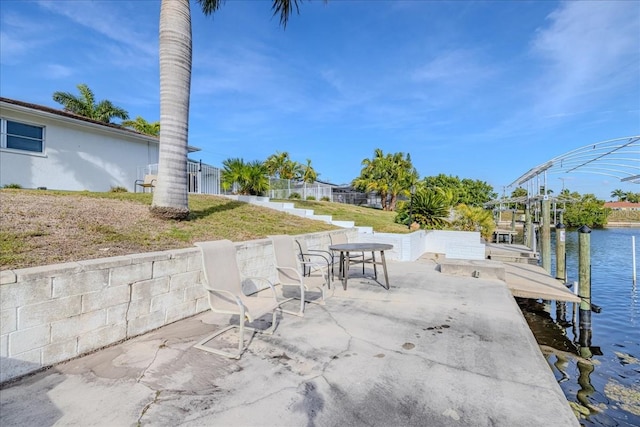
<box><xmin>519</xmin><ymin>228</ymin><xmax>640</xmax><ymax>425</ymax></box>
<box><xmin>519</xmin><ymin>297</ymin><xmax>640</xmax><ymax>426</ymax></box>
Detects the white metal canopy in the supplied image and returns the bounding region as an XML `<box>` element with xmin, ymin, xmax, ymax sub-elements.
<box><xmin>509</xmin><ymin>136</ymin><xmax>640</xmax><ymax>188</ymax></box>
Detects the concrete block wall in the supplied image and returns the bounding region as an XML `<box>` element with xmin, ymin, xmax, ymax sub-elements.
<box><xmin>0</xmin><ymin>248</ymin><xmax>206</xmax><ymax>383</ymax></box>
<box><xmin>357</xmin><ymin>230</ymin><xmax>427</xmax><ymax>261</ymax></box>
<box><xmin>423</xmin><ymin>230</ymin><xmax>485</xmax><ymax>259</ymax></box>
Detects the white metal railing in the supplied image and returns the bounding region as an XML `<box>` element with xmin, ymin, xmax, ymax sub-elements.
<box><xmin>137</xmin><ymin>162</ymin><xmax>221</xmax><ymax>195</ymax></box>
<box><xmin>268</xmin><ymin>178</ymin><xmax>333</xmax><ymax>200</ymax></box>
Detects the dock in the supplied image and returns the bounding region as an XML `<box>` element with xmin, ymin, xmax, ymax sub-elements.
<box><xmin>438</xmin><ymin>242</ymin><xmax>579</xmax><ymax>303</ymax></box>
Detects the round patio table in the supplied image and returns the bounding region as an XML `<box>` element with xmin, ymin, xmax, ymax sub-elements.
<box><xmin>328</xmin><ymin>243</ymin><xmax>393</xmax><ymax>290</ymax></box>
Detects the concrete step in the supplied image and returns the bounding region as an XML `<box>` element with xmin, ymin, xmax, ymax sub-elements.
<box><xmin>438</xmin><ymin>259</ymin><xmax>506</xmax><ymax>281</ymax></box>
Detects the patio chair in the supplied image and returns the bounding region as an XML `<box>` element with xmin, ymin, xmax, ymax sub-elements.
<box><xmin>193</xmin><ymin>240</ymin><xmax>284</xmax><ymax>359</ymax></box>
<box><xmin>295</xmin><ymin>238</ymin><xmax>334</xmax><ymax>287</ymax></box>
<box><xmin>270</xmin><ymin>235</ymin><xmax>330</xmax><ymax>317</ymax></box>
<box><xmin>134</xmin><ymin>174</ymin><xmax>157</xmax><ymax>193</ymax></box>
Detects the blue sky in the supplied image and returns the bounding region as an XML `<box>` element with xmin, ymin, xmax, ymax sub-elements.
<box><xmin>1</xmin><ymin>0</ymin><xmax>639</xmax><ymax>199</ymax></box>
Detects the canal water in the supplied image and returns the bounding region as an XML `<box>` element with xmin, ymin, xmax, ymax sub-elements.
<box><xmin>518</xmin><ymin>227</ymin><xmax>640</xmax><ymax>426</ymax></box>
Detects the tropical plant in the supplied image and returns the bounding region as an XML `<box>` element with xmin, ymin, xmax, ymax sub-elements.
<box><xmin>220</xmin><ymin>158</ymin><xmax>268</xmax><ymax>195</ymax></box>
<box><xmin>563</xmin><ymin>193</ymin><xmax>609</xmax><ymax>228</ymax></box>
<box><xmin>264</xmin><ymin>151</ymin><xmax>306</xmax><ymax>180</ymax></box>
<box><xmin>300</xmin><ymin>159</ymin><xmax>318</xmax><ymax>183</ymax></box>
<box><xmin>422</xmin><ymin>174</ymin><xmax>497</xmax><ymax>207</ymax></box>
<box><xmin>151</xmin><ymin>0</ymin><xmax>305</xmax><ymax>220</ymax></box>
<box><xmin>610</xmin><ymin>189</ymin><xmax>625</xmax><ymax>201</ymax></box>
<box><xmin>395</xmin><ymin>188</ymin><xmax>450</xmax><ymax>229</ymax></box>
<box><xmin>52</xmin><ymin>83</ymin><xmax>129</xmax><ymax>123</ymax></box>
<box><xmin>452</xmin><ymin>204</ymin><xmax>495</xmax><ymax>241</ymax></box>
<box><xmin>122</xmin><ymin>116</ymin><xmax>160</xmax><ymax>136</ymax></box>
<box><xmin>511</xmin><ymin>187</ymin><xmax>528</xmax><ymax>198</ymax></box>
<box><xmin>625</xmin><ymin>192</ymin><xmax>640</xmax><ymax>203</ymax></box>
<box><xmin>353</xmin><ymin>149</ymin><xmax>418</xmax><ymax>211</ymax></box>
<box><xmin>459</xmin><ymin>178</ymin><xmax>496</xmax><ymax>206</ymax></box>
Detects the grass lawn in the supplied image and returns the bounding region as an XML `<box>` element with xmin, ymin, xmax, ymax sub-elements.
<box><xmin>0</xmin><ymin>190</ymin><xmax>407</xmax><ymax>270</ymax></box>
<box><xmin>272</xmin><ymin>199</ymin><xmax>409</xmax><ymax>234</ymax></box>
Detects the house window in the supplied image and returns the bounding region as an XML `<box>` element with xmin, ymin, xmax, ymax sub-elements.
<box><xmin>1</xmin><ymin>118</ymin><xmax>45</xmax><ymax>153</ymax></box>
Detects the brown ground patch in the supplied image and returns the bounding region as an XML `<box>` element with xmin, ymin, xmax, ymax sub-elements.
<box><xmin>0</xmin><ymin>190</ymin><xmax>337</xmax><ymax>270</ymax></box>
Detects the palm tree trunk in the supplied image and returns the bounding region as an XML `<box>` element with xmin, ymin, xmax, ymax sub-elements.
<box><xmin>389</xmin><ymin>194</ymin><xmax>397</xmax><ymax>211</ymax></box>
<box><xmin>151</xmin><ymin>0</ymin><xmax>192</xmax><ymax>220</ymax></box>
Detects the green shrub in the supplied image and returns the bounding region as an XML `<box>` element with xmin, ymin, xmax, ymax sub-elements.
<box><xmin>109</xmin><ymin>186</ymin><xmax>128</xmax><ymax>193</ymax></box>
<box><xmin>306</xmin><ymin>195</ymin><xmax>316</xmax><ymax>201</ymax></box>
<box><xmin>289</xmin><ymin>192</ymin><xmax>301</xmax><ymax>199</ymax></box>
<box><xmin>321</xmin><ymin>196</ymin><xmax>330</xmax><ymax>201</ymax></box>
<box><xmin>3</xmin><ymin>183</ymin><xmax>22</xmax><ymax>189</ymax></box>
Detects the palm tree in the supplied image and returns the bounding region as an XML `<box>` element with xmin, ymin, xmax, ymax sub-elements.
<box><xmin>611</xmin><ymin>189</ymin><xmax>626</xmax><ymax>201</ymax></box>
<box><xmin>151</xmin><ymin>0</ymin><xmax>303</xmax><ymax>220</ymax></box>
<box><xmin>301</xmin><ymin>159</ymin><xmax>317</xmax><ymax>183</ymax></box>
<box><xmin>353</xmin><ymin>149</ymin><xmax>389</xmax><ymax>209</ymax></box>
<box><xmin>122</xmin><ymin>116</ymin><xmax>160</xmax><ymax>136</ymax></box>
<box><xmin>352</xmin><ymin>149</ymin><xmax>416</xmax><ymax>211</ymax></box>
<box><xmin>264</xmin><ymin>151</ymin><xmax>291</xmax><ymax>178</ymax></box>
<box><xmin>52</xmin><ymin>83</ymin><xmax>129</xmax><ymax>123</ymax></box>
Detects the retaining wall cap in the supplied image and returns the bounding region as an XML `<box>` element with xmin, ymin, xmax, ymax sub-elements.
<box><xmin>128</xmin><ymin>251</ymin><xmax>172</xmax><ymax>263</ymax></box>
<box><xmin>13</xmin><ymin>262</ymin><xmax>83</xmax><ymax>282</ymax></box>
<box><xmin>168</xmin><ymin>247</ymin><xmax>200</xmax><ymax>258</ymax></box>
<box><xmin>78</xmin><ymin>255</ymin><xmax>133</xmax><ymax>271</ymax></box>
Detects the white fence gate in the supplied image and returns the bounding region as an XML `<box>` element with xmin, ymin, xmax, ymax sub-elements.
<box><xmin>137</xmin><ymin>162</ymin><xmax>221</xmax><ymax>195</ymax></box>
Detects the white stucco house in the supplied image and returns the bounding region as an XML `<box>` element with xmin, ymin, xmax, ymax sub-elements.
<box><xmin>0</xmin><ymin>97</ymin><xmax>219</xmax><ymax>193</ymax></box>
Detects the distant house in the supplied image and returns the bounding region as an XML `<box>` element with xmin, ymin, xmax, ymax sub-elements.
<box><xmin>0</xmin><ymin>97</ymin><xmax>217</xmax><ymax>193</ymax></box>
<box><xmin>604</xmin><ymin>201</ymin><xmax>640</xmax><ymax>211</ymax></box>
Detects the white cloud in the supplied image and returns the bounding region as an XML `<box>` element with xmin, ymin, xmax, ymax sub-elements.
<box><xmin>411</xmin><ymin>49</ymin><xmax>496</xmax><ymax>85</ymax></box>
<box><xmin>36</xmin><ymin>0</ymin><xmax>158</xmax><ymax>59</ymax></box>
<box><xmin>530</xmin><ymin>1</ymin><xmax>640</xmax><ymax>114</ymax></box>
<box><xmin>44</xmin><ymin>64</ymin><xmax>74</xmax><ymax>79</ymax></box>
<box><xmin>0</xmin><ymin>11</ymin><xmax>56</xmax><ymax>63</ymax></box>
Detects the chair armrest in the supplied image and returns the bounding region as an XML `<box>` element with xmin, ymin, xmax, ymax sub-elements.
<box><xmin>207</xmin><ymin>288</ymin><xmax>245</xmax><ymax>308</ymax></box>
<box><xmin>242</xmin><ymin>275</ymin><xmax>279</xmax><ymax>299</ymax></box>
<box><xmin>275</xmin><ymin>265</ymin><xmax>304</xmax><ymax>282</ymax></box>
<box><xmin>300</xmin><ymin>251</ymin><xmax>331</xmax><ymax>265</ymax></box>
<box><xmin>308</xmin><ymin>248</ymin><xmax>334</xmax><ymax>258</ymax></box>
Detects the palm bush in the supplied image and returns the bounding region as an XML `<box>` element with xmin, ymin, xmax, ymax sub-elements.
<box><xmin>452</xmin><ymin>204</ymin><xmax>495</xmax><ymax>240</ymax></box>
<box><xmin>221</xmin><ymin>158</ymin><xmax>268</xmax><ymax>195</ymax></box>
<box><xmin>395</xmin><ymin>189</ymin><xmax>450</xmax><ymax>229</ymax></box>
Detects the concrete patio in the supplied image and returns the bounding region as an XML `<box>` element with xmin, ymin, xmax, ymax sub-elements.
<box><xmin>0</xmin><ymin>257</ymin><xmax>578</xmax><ymax>426</ymax></box>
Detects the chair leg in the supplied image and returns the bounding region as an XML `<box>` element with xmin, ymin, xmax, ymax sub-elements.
<box><xmin>194</xmin><ymin>312</ymin><xmax>279</xmax><ymax>359</ymax></box>
<box><xmin>194</xmin><ymin>324</ymin><xmax>248</xmax><ymax>359</ymax></box>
